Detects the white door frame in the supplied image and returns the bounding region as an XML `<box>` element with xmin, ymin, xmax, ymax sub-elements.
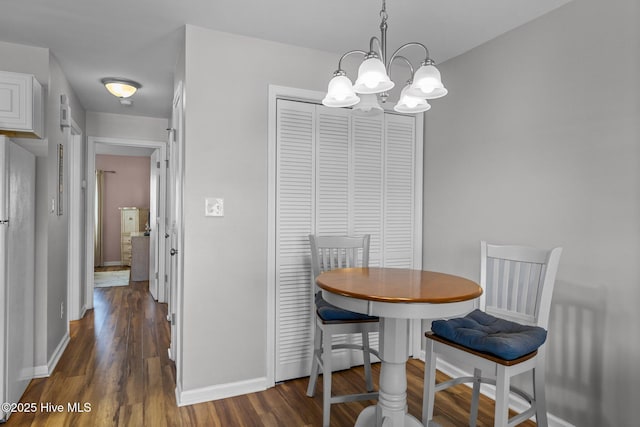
<box><xmin>149</xmin><ymin>149</ymin><xmax>162</xmax><ymax>301</ymax></box>
<box><xmin>85</xmin><ymin>136</ymin><xmax>167</xmax><ymax>310</ymax></box>
<box><xmin>67</xmin><ymin>118</ymin><xmax>85</xmax><ymax>321</ymax></box>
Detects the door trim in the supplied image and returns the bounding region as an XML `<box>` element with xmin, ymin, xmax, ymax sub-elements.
<box><xmin>67</xmin><ymin>119</ymin><xmax>84</xmax><ymax>321</ymax></box>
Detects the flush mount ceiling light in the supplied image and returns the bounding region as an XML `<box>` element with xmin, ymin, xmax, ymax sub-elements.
<box><xmin>322</xmin><ymin>0</ymin><xmax>447</xmax><ymax>115</ymax></box>
<box><xmin>101</xmin><ymin>78</ymin><xmax>141</xmax><ymax>99</ymax></box>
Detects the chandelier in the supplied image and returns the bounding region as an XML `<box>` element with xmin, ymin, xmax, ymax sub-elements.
<box><xmin>322</xmin><ymin>0</ymin><xmax>447</xmax><ymax>115</ymax></box>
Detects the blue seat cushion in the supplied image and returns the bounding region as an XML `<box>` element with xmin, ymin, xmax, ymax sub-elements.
<box><xmin>431</xmin><ymin>309</ymin><xmax>547</xmax><ymax>361</ymax></box>
<box><xmin>315</xmin><ymin>292</ymin><xmax>378</xmax><ymax>322</ymax></box>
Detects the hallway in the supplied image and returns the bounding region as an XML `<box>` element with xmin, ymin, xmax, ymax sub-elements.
<box><xmin>7</xmin><ymin>279</ymin><xmax>176</xmax><ymax>426</ymax></box>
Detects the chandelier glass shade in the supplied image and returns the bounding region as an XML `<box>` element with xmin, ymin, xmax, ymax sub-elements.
<box><xmin>351</xmin><ymin>94</ymin><xmax>384</xmax><ymax>116</ymax></box>
<box><xmin>353</xmin><ymin>55</ymin><xmax>395</xmax><ymax>94</ymax></box>
<box><xmin>322</xmin><ymin>73</ymin><xmax>360</xmax><ymax>107</ymax></box>
<box><xmin>323</xmin><ymin>0</ymin><xmax>447</xmax><ymax>115</ymax></box>
<box><xmin>395</xmin><ymin>84</ymin><xmax>431</xmax><ymax>114</ymax></box>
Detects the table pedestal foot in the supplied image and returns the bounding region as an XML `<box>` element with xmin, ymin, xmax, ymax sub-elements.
<box><xmin>354</xmin><ymin>406</ymin><xmax>423</xmax><ymax>427</ymax></box>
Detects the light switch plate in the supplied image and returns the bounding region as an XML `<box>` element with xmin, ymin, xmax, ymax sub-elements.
<box><xmin>205</xmin><ymin>198</ymin><xmax>224</xmax><ymax>217</ymax></box>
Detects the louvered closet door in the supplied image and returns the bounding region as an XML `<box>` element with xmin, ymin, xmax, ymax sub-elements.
<box><xmin>383</xmin><ymin>114</ymin><xmax>416</xmax><ymax>268</ymax></box>
<box><xmin>352</xmin><ymin>115</ymin><xmax>384</xmax><ymax>266</ymax></box>
<box><xmin>316</xmin><ymin>106</ymin><xmax>350</xmax><ymax>235</ymax></box>
<box><xmin>275</xmin><ymin>100</ymin><xmax>315</xmax><ymax>381</ymax></box>
<box><xmin>314</xmin><ymin>106</ymin><xmax>353</xmax><ymax>371</ymax></box>
<box><xmin>274</xmin><ymin>100</ymin><xmax>419</xmax><ymax>382</ymax></box>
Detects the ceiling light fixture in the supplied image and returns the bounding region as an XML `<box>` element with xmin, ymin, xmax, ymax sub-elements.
<box><xmin>322</xmin><ymin>0</ymin><xmax>447</xmax><ymax>115</ymax></box>
<box><xmin>101</xmin><ymin>78</ymin><xmax>141</xmax><ymax>99</ymax></box>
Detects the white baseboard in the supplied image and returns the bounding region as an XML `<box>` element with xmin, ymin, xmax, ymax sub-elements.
<box><xmin>175</xmin><ymin>377</ymin><xmax>268</xmax><ymax>407</ymax></box>
<box><xmin>102</xmin><ymin>261</ymin><xmax>123</xmax><ymax>267</ymax></box>
<box><xmin>33</xmin><ymin>332</ymin><xmax>70</xmax><ymax>378</ymax></box>
<box><xmin>418</xmin><ymin>350</ymin><xmax>575</xmax><ymax>427</ymax></box>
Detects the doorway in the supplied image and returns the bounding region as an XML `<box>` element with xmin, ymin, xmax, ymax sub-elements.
<box><xmin>93</xmin><ymin>153</ymin><xmax>151</xmax><ymax>293</ymax></box>
<box><xmin>85</xmin><ymin>137</ymin><xmax>167</xmax><ymax>312</ymax></box>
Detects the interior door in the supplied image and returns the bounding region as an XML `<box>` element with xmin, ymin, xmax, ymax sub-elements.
<box><xmin>167</xmin><ymin>83</ymin><xmax>184</xmax><ymax>362</ymax></box>
<box><xmin>148</xmin><ymin>149</ymin><xmax>160</xmax><ymax>300</ymax></box>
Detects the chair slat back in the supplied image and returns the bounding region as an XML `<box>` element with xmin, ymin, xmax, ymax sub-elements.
<box><xmin>309</xmin><ymin>235</ymin><xmax>370</xmax><ymax>285</ymax></box>
<box><xmin>480</xmin><ymin>241</ymin><xmax>562</xmax><ymax>328</ymax></box>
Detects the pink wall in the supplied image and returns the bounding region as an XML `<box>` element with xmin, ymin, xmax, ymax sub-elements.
<box><xmin>96</xmin><ymin>155</ymin><xmax>150</xmax><ymax>264</ymax></box>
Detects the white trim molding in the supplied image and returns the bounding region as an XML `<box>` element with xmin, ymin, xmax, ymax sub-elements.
<box><xmin>33</xmin><ymin>333</ymin><xmax>70</xmax><ymax>378</ymax></box>
<box><xmin>175</xmin><ymin>377</ymin><xmax>268</xmax><ymax>407</ymax></box>
<box><xmin>102</xmin><ymin>261</ymin><xmax>124</xmax><ymax>267</ymax></box>
<box><xmin>417</xmin><ymin>350</ymin><xmax>575</xmax><ymax>427</ymax></box>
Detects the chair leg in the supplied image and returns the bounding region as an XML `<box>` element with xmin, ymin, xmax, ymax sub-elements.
<box><xmin>494</xmin><ymin>365</ymin><xmax>510</xmax><ymax>427</ymax></box>
<box><xmin>306</xmin><ymin>323</ymin><xmax>322</xmax><ymax>397</ymax></box>
<box><xmin>422</xmin><ymin>339</ymin><xmax>437</xmax><ymax>426</ymax></box>
<box><xmin>533</xmin><ymin>361</ymin><xmax>549</xmax><ymax>427</ymax></box>
<box><xmin>469</xmin><ymin>368</ymin><xmax>481</xmax><ymax>427</ymax></box>
<box><xmin>322</xmin><ymin>328</ymin><xmax>333</xmax><ymax>427</ymax></box>
<box><xmin>362</xmin><ymin>331</ymin><xmax>374</xmax><ymax>392</ymax></box>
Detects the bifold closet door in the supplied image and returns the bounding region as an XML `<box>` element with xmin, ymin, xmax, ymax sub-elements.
<box><xmin>274</xmin><ymin>100</ymin><xmax>418</xmax><ymax>382</ymax></box>
<box><xmin>275</xmin><ymin>100</ymin><xmax>316</xmax><ymax>381</ymax></box>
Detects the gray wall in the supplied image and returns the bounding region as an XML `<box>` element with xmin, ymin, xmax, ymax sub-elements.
<box><xmin>423</xmin><ymin>0</ymin><xmax>638</xmax><ymax>425</ymax></box>
<box><xmin>45</xmin><ymin>53</ymin><xmax>86</xmax><ymax>361</ymax></box>
<box><xmin>180</xmin><ymin>25</ymin><xmax>336</xmax><ymax>392</ymax></box>
<box><xmin>86</xmin><ymin>111</ymin><xmax>168</xmax><ymax>141</ymax></box>
<box><xmin>0</xmin><ymin>41</ymin><xmax>49</xmax><ymax>87</ymax></box>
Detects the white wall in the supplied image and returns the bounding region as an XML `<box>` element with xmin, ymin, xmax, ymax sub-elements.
<box><xmin>86</xmin><ymin>111</ymin><xmax>168</xmax><ymax>141</ymax></box>
<box><xmin>423</xmin><ymin>0</ymin><xmax>639</xmax><ymax>425</ymax></box>
<box><xmin>179</xmin><ymin>25</ymin><xmax>336</xmax><ymax>394</ymax></box>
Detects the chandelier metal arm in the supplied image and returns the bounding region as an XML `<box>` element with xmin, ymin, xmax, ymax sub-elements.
<box><xmin>368</xmin><ymin>36</ymin><xmax>384</xmax><ymax>60</ymax></box>
<box><xmin>387</xmin><ymin>55</ymin><xmax>415</xmax><ymax>84</ymax></box>
<box><xmin>388</xmin><ymin>42</ymin><xmax>431</xmax><ymax>70</ymax></box>
<box><xmin>337</xmin><ymin>49</ymin><xmax>369</xmax><ymax>72</ymax></box>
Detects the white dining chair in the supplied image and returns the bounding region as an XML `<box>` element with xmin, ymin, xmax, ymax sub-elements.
<box><xmin>422</xmin><ymin>241</ymin><xmax>562</xmax><ymax>427</ymax></box>
<box><xmin>306</xmin><ymin>234</ymin><xmax>379</xmax><ymax>427</ymax></box>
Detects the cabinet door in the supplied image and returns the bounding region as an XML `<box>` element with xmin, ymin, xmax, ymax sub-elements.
<box><xmin>0</xmin><ymin>71</ymin><xmax>42</xmax><ymax>138</ymax></box>
<box><xmin>0</xmin><ymin>72</ymin><xmax>32</xmax><ymax>130</ymax></box>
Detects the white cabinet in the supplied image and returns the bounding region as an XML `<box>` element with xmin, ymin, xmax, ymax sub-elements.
<box><xmin>120</xmin><ymin>207</ymin><xmax>149</xmax><ymax>266</ymax></box>
<box><xmin>0</xmin><ymin>71</ymin><xmax>44</xmax><ymax>139</ymax></box>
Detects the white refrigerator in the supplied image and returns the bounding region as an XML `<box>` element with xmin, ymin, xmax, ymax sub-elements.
<box><xmin>0</xmin><ymin>136</ymin><xmax>35</xmax><ymax>422</ymax></box>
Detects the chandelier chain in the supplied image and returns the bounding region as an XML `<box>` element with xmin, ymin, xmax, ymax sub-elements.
<box><xmin>380</xmin><ymin>0</ymin><xmax>388</xmax><ymax>22</ymax></box>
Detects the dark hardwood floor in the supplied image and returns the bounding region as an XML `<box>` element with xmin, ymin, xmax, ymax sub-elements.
<box><xmin>6</xmin><ymin>274</ymin><xmax>535</xmax><ymax>426</ymax></box>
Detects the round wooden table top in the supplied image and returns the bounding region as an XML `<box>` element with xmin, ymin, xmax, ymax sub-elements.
<box><xmin>316</xmin><ymin>267</ymin><xmax>482</xmax><ymax>304</ymax></box>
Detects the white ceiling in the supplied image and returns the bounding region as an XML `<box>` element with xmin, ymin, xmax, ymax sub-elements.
<box><xmin>0</xmin><ymin>0</ymin><xmax>570</xmax><ymax>119</ymax></box>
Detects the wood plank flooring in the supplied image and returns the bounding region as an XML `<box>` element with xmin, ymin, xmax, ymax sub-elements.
<box><xmin>6</xmin><ymin>273</ymin><xmax>535</xmax><ymax>426</ymax></box>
